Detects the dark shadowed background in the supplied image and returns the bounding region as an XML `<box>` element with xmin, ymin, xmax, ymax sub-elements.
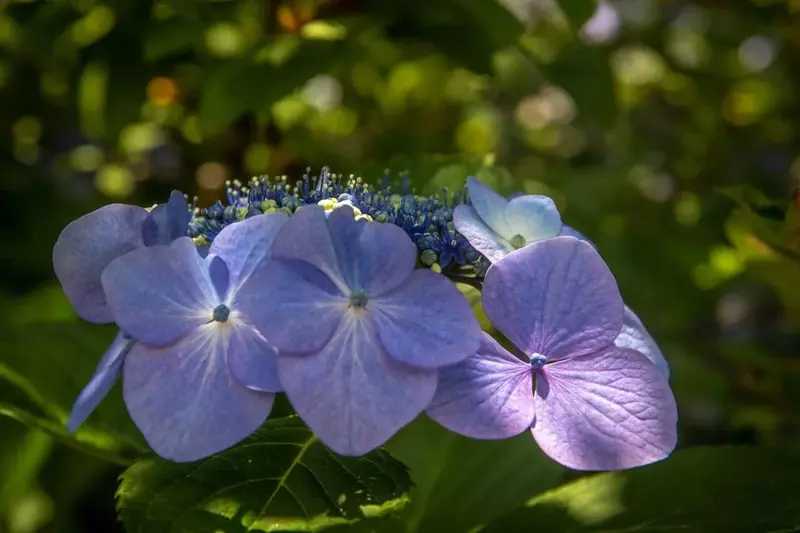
<box><xmin>1</xmin><ymin>0</ymin><xmax>800</xmax><ymax>532</ymax></box>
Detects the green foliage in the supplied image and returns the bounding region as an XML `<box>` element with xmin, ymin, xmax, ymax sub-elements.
<box><xmin>0</xmin><ymin>321</ymin><xmax>146</xmax><ymax>463</ymax></box>
<box><xmin>117</xmin><ymin>417</ymin><xmax>411</xmax><ymax>533</ymax></box>
<box><xmin>386</xmin><ymin>416</ymin><xmax>565</xmax><ymax>533</ymax></box>
<box><xmin>479</xmin><ymin>446</ymin><xmax>800</xmax><ymax>532</ymax></box>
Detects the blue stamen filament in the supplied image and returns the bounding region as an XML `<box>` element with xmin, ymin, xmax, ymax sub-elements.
<box><xmin>530</xmin><ymin>353</ymin><xmax>547</xmax><ymax>372</ymax></box>
<box><xmin>213</xmin><ymin>304</ymin><xmax>231</xmax><ymax>323</ymax></box>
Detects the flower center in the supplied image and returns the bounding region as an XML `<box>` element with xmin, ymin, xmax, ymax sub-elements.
<box><xmin>530</xmin><ymin>353</ymin><xmax>547</xmax><ymax>371</ymax></box>
<box><xmin>509</xmin><ymin>234</ymin><xmax>526</xmax><ymax>249</ymax></box>
<box><xmin>349</xmin><ymin>290</ymin><xmax>368</xmax><ymax>309</ymax></box>
<box><xmin>212</xmin><ymin>304</ymin><xmax>231</xmax><ymax>322</ymax></box>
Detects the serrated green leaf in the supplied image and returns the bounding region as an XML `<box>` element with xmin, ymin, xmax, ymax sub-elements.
<box><xmin>386</xmin><ymin>416</ymin><xmax>565</xmax><ymax>533</ymax></box>
<box><xmin>117</xmin><ymin>416</ymin><xmax>411</xmax><ymax>533</ymax></box>
<box><xmin>478</xmin><ymin>446</ymin><xmax>800</xmax><ymax>533</ymax></box>
<box><xmin>0</xmin><ymin>321</ymin><xmax>146</xmax><ymax>461</ymax></box>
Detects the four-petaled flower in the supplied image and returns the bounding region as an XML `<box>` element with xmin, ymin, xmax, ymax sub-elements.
<box><xmin>52</xmin><ymin>191</ymin><xmax>191</xmax><ymax>432</ymax></box>
<box><xmin>241</xmin><ymin>205</ymin><xmax>482</xmax><ymax>455</ymax></box>
<box><xmin>454</xmin><ymin>176</ymin><xmax>562</xmax><ymax>263</ymax></box>
<box><xmin>99</xmin><ymin>214</ymin><xmax>288</xmax><ymax>461</ymax></box>
<box><xmin>427</xmin><ymin>237</ymin><xmax>677</xmax><ymax>470</ymax></box>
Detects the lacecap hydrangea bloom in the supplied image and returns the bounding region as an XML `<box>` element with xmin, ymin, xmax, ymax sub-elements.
<box><xmin>52</xmin><ymin>191</ymin><xmax>192</xmax><ymax>432</ymax></box>
<box><xmin>52</xmin><ymin>168</ymin><xmax>676</xmax><ymax>470</ymax></box>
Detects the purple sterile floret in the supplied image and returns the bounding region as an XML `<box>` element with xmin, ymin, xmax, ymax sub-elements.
<box><xmin>99</xmin><ymin>213</ymin><xmax>287</xmax><ymax>462</ymax></box>
<box><xmin>55</xmin><ymin>191</ymin><xmax>193</xmax><ymax>433</ymax></box>
<box><xmin>239</xmin><ymin>205</ymin><xmax>481</xmax><ymax>456</ymax></box>
<box><xmin>557</xmin><ymin>225</ymin><xmax>670</xmax><ymax>376</ymax></box>
<box><xmin>427</xmin><ymin>236</ymin><xmax>677</xmax><ymax>471</ymax></box>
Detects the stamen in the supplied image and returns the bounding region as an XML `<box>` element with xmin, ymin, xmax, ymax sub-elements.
<box><xmin>510</xmin><ymin>234</ymin><xmax>526</xmax><ymax>249</ymax></box>
<box><xmin>349</xmin><ymin>290</ymin><xmax>368</xmax><ymax>309</ymax></box>
<box><xmin>530</xmin><ymin>353</ymin><xmax>547</xmax><ymax>371</ymax></box>
<box><xmin>212</xmin><ymin>304</ymin><xmax>231</xmax><ymax>323</ymax></box>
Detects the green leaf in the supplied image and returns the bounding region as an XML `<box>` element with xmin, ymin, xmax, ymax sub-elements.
<box><xmin>478</xmin><ymin>446</ymin><xmax>800</xmax><ymax>532</ymax></box>
<box><xmin>386</xmin><ymin>416</ymin><xmax>566</xmax><ymax>533</ymax></box>
<box><xmin>117</xmin><ymin>416</ymin><xmax>412</xmax><ymax>533</ymax></box>
<box><xmin>0</xmin><ymin>321</ymin><xmax>146</xmax><ymax>462</ymax></box>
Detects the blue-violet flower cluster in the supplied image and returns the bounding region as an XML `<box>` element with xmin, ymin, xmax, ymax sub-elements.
<box><xmin>53</xmin><ymin>169</ymin><xmax>677</xmax><ymax>470</ymax></box>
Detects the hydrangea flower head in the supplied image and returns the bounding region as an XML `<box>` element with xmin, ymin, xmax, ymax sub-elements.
<box><xmin>454</xmin><ymin>176</ymin><xmax>562</xmax><ymax>262</ymax></box>
<box><xmin>53</xmin><ymin>191</ymin><xmax>192</xmax><ymax>432</ymax></box>
<box><xmin>99</xmin><ymin>213</ymin><xmax>287</xmax><ymax>462</ymax></box>
<box><xmin>427</xmin><ymin>236</ymin><xmax>678</xmax><ymax>471</ymax></box>
<box><xmin>242</xmin><ymin>205</ymin><xmax>481</xmax><ymax>455</ymax></box>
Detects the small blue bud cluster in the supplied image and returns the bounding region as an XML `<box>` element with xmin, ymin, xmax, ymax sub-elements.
<box><xmin>187</xmin><ymin>168</ymin><xmax>490</xmax><ymax>277</ymax></box>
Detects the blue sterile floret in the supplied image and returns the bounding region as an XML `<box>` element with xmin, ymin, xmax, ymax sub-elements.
<box><xmin>187</xmin><ymin>168</ymin><xmax>489</xmax><ymax>276</ymax></box>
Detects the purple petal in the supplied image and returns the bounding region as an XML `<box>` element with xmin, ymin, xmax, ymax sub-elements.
<box><xmin>559</xmin><ymin>224</ymin><xmax>594</xmax><ymax>248</ymax></box>
<box><xmin>102</xmin><ymin>238</ymin><xmax>218</xmax><ymax>346</ymax></box>
<box><xmin>268</xmin><ymin>206</ymin><xmax>349</xmax><ymax>292</ymax></box>
<box><xmin>236</xmin><ymin>259</ymin><xmax>344</xmax><ymax>354</ymax></box>
<box><xmin>503</xmin><ymin>195</ymin><xmax>562</xmax><ymax>243</ymax></box>
<box><xmin>278</xmin><ymin>317</ymin><xmax>436</xmax><ymax>456</ymax></box>
<box><xmin>532</xmin><ymin>346</ymin><xmax>678</xmax><ymax>471</ymax></box>
<box><xmin>453</xmin><ymin>205</ymin><xmax>512</xmax><ymax>263</ymax></box>
<box><xmin>482</xmin><ymin>237</ymin><xmax>624</xmax><ymax>361</ymax></box>
<box><xmin>227</xmin><ymin>324</ymin><xmax>281</xmax><ymax>392</ymax></box>
<box><xmin>123</xmin><ymin>324</ymin><xmax>274</xmax><ymax>462</ymax></box>
<box><xmin>66</xmin><ymin>331</ymin><xmax>133</xmax><ymax>433</ymax></box>
<box><xmin>427</xmin><ymin>332</ymin><xmax>534</xmax><ymax>439</ymax></box>
<box><xmin>141</xmin><ymin>191</ymin><xmax>191</xmax><ymax>247</ymax></box>
<box><xmin>53</xmin><ymin>204</ymin><xmax>147</xmax><ymax>323</ymax></box>
<box><xmin>371</xmin><ymin>269</ymin><xmax>481</xmax><ymax>368</ymax></box>
<box><xmin>327</xmin><ymin>207</ymin><xmax>416</xmax><ymax>295</ymax></box>
<box><xmin>616</xmin><ymin>307</ymin><xmax>670</xmax><ymax>377</ymax></box>
<box><xmin>208</xmin><ymin>213</ymin><xmax>288</xmax><ymax>292</ymax></box>
<box><xmin>467</xmin><ymin>176</ymin><xmax>511</xmax><ymax>237</ymax></box>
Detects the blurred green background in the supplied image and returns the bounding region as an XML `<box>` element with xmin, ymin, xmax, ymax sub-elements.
<box><xmin>2</xmin><ymin>0</ymin><xmax>800</xmax><ymax>531</ymax></box>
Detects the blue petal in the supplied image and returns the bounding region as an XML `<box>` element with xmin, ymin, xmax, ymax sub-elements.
<box><xmin>482</xmin><ymin>237</ymin><xmax>624</xmax><ymax>361</ymax></box>
<box><xmin>141</xmin><ymin>190</ymin><xmax>191</xmax><ymax>246</ymax></box>
<box><xmin>102</xmin><ymin>238</ymin><xmax>219</xmax><ymax>346</ymax></box>
<box><xmin>371</xmin><ymin>269</ymin><xmax>481</xmax><ymax>368</ymax></box>
<box><xmin>453</xmin><ymin>205</ymin><xmax>512</xmax><ymax>263</ymax></box>
<box><xmin>559</xmin><ymin>225</ymin><xmax>595</xmax><ymax>248</ymax></box>
<box><xmin>467</xmin><ymin>176</ymin><xmax>511</xmax><ymax>237</ymax></box>
<box><xmin>236</xmin><ymin>259</ymin><xmax>344</xmax><ymax>354</ymax></box>
<box><xmin>269</xmin><ymin>206</ymin><xmax>349</xmax><ymax>292</ymax></box>
<box><xmin>208</xmin><ymin>213</ymin><xmax>288</xmax><ymax>292</ymax></box>
<box><xmin>278</xmin><ymin>317</ymin><xmax>436</xmax><ymax>456</ymax></box>
<box><xmin>427</xmin><ymin>332</ymin><xmax>534</xmax><ymax>439</ymax></box>
<box><xmin>227</xmin><ymin>324</ymin><xmax>281</xmax><ymax>392</ymax></box>
<box><xmin>123</xmin><ymin>324</ymin><xmax>274</xmax><ymax>462</ymax></box>
<box><xmin>503</xmin><ymin>195</ymin><xmax>562</xmax><ymax>243</ymax></box>
<box><xmin>53</xmin><ymin>204</ymin><xmax>147</xmax><ymax>323</ymax></box>
<box><xmin>615</xmin><ymin>306</ymin><xmax>670</xmax><ymax>377</ymax></box>
<box><xmin>532</xmin><ymin>346</ymin><xmax>677</xmax><ymax>470</ymax></box>
<box><xmin>328</xmin><ymin>207</ymin><xmax>416</xmax><ymax>295</ymax></box>
<box><xmin>66</xmin><ymin>331</ymin><xmax>133</xmax><ymax>433</ymax></box>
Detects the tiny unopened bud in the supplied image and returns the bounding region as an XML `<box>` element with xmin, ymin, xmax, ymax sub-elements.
<box><xmin>420</xmin><ymin>249</ymin><xmax>438</xmax><ymax>266</ymax></box>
